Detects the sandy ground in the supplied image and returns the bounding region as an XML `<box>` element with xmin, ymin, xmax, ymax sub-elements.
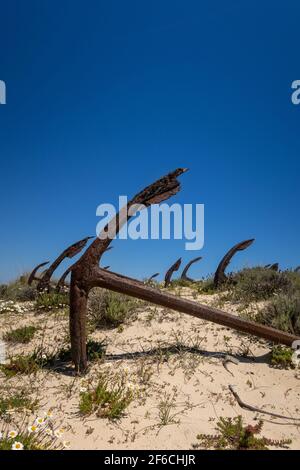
<box><xmin>0</xmin><ymin>287</ymin><xmax>300</xmax><ymax>450</ymax></box>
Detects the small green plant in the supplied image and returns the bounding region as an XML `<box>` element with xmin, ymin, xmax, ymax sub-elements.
<box><xmin>35</xmin><ymin>291</ymin><xmax>69</xmax><ymax>310</ymax></box>
<box><xmin>157</xmin><ymin>392</ymin><xmax>178</xmax><ymax>426</ymax></box>
<box><xmin>0</xmin><ymin>354</ymin><xmax>42</xmax><ymax>377</ymax></box>
<box><xmin>3</xmin><ymin>325</ymin><xmax>38</xmax><ymax>344</ymax></box>
<box><xmin>0</xmin><ymin>393</ymin><xmax>37</xmax><ymax>417</ymax></box>
<box><xmin>55</xmin><ymin>339</ymin><xmax>106</xmax><ymax>363</ymax></box>
<box><xmin>79</xmin><ymin>375</ymin><xmax>133</xmax><ymax>419</ymax></box>
<box><xmin>194</xmin><ymin>416</ymin><xmax>291</xmax><ymax>450</ymax></box>
<box><xmin>270</xmin><ymin>345</ymin><xmax>294</xmax><ymax>368</ymax></box>
<box><xmin>88</xmin><ymin>288</ymin><xmax>138</xmax><ymax>328</ymax></box>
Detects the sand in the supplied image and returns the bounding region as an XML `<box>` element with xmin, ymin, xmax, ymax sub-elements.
<box><xmin>0</xmin><ymin>287</ymin><xmax>300</xmax><ymax>450</ymax></box>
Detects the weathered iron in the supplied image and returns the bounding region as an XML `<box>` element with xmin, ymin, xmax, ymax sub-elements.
<box><xmin>213</xmin><ymin>239</ymin><xmax>255</xmax><ymax>288</ymax></box>
<box><xmin>56</xmin><ymin>248</ymin><xmax>112</xmax><ymax>292</ymax></box>
<box><xmin>66</xmin><ymin>169</ymin><xmax>299</xmax><ymax>373</ymax></box>
<box><xmin>37</xmin><ymin>236</ymin><xmax>94</xmax><ymax>292</ymax></box>
<box><xmin>55</xmin><ymin>267</ymin><xmax>72</xmax><ymax>292</ymax></box>
<box><xmin>269</xmin><ymin>263</ymin><xmax>279</xmax><ymax>271</ymax></box>
<box><xmin>28</xmin><ymin>261</ymin><xmax>49</xmax><ymax>286</ymax></box>
<box><xmin>181</xmin><ymin>257</ymin><xmax>202</xmax><ymax>282</ymax></box>
<box><xmin>164</xmin><ymin>258</ymin><xmax>182</xmax><ymax>287</ymax></box>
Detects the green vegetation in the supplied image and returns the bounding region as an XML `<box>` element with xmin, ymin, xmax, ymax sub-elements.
<box><xmin>257</xmin><ymin>291</ymin><xmax>300</xmax><ymax>336</ymax></box>
<box><xmin>197</xmin><ymin>277</ymin><xmax>215</xmax><ymax>294</ymax></box>
<box><xmin>269</xmin><ymin>345</ymin><xmax>294</xmax><ymax>368</ymax></box>
<box><xmin>88</xmin><ymin>288</ymin><xmax>138</xmax><ymax>328</ymax></box>
<box><xmin>3</xmin><ymin>325</ymin><xmax>38</xmax><ymax>344</ymax></box>
<box><xmin>0</xmin><ymin>393</ymin><xmax>37</xmax><ymax>417</ymax></box>
<box><xmin>227</xmin><ymin>267</ymin><xmax>291</xmax><ymax>303</ymax></box>
<box><xmin>0</xmin><ymin>340</ymin><xmax>106</xmax><ymax>377</ymax></box>
<box><xmin>0</xmin><ymin>275</ymin><xmax>36</xmax><ymax>302</ymax></box>
<box><xmin>0</xmin><ymin>418</ymin><xmax>64</xmax><ymax>450</ymax></box>
<box><xmin>35</xmin><ymin>291</ymin><xmax>69</xmax><ymax>310</ymax></box>
<box><xmin>0</xmin><ymin>354</ymin><xmax>41</xmax><ymax>377</ymax></box>
<box><xmin>79</xmin><ymin>375</ymin><xmax>133</xmax><ymax>419</ymax></box>
<box><xmin>194</xmin><ymin>416</ymin><xmax>291</xmax><ymax>450</ymax></box>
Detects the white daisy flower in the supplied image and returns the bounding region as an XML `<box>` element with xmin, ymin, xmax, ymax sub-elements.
<box><xmin>28</xmin><ymin>425</ymin><xmax>38</xmax><ymax>434</ymax></box>
<box><xmin>12</xmin><ymin>441</ymin><xmax>24</xmax><ymax>450</ymax></box>
<box><xmin>35</xmin><ymin>417</ymin><xmax>45</xmax><ymax>426</ymax></box>
<box><xmin>8</xmin><ymin>430</ymin><xmax>18</xmax><ymax>439</ymax></box>
<box><xmin>80</xmin><ymin>386</ymin><xmax>87</xmax><ymax>393</ymax></box>
<box><xmin>54</xmin><ymin>428</ymin><xmax>64</xmax><ymax>438</ymax></box>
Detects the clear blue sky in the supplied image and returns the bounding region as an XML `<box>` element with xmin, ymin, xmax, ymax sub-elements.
<box><xmin>0</xmin><ymin>1</ymin><xmax>299</xmax><ymax>283</ymax></box>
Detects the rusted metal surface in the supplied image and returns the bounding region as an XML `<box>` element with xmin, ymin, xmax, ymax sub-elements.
<box><xmin>37</xmin><ymin>236</ymin><xmax>94</xmax><ymax>292</ymax></box>
<box><xmin>181</xmin><ymin>256</ymin><xmax>202</xmax><ymax>282</ymax></box>
<box><xmin>66</xmin><ymin>169</ymin><xmax>299</xmax><ymax>373</ymax></box>
<box><xmin>69</xmin><ymin>168</ymin><xmax>187</xmax><ymax>372</ymax></box>
<box><xmin>213</xmin><ymin>239</ymin><xmax>255</xmax><ymax>288</ymax></box>
<box><xmin>164</xmin><ymin>258</ymin><xmax>182</xmax><ymax>287</ymax></box>
<box><xmin>56</xmin><ymin>267</ymin><xmax>72</xmax><ymax>292</ymax></box>
<box><xmin>28</xmin><ymin>261</ymin><xmax>49</xmax><ymax>286</ymax></box>
<box><xmin>56</xmin><ymin>246</ymin><xmax>112</xmax><ymax>292</ymax></box>
<box><xmin>90</xmin><ymin>267</ymin><xmax>300</xmax><ymax>346</ymax></box>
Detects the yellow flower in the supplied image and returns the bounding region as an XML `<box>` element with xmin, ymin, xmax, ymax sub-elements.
<box><xmin>8</xmin><ymin>430</ymin><xmax>17</xmax><ymax>439</ymax></box>
<box><xmin>28</xmin><ymin>425</ymin><xmax>38</xmax><ymax>434</ymax></box>
<box><xmin>12</xmin><ymin>441</ymin><xmax>24</xmax><ymax>450</ymax></box>
<box><xmin>35</xmin><ymin>417</ymin><xmax>45</xmax><ymax>426</ymax></box>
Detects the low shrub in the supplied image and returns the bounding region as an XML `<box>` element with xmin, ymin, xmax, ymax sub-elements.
<box><xmin>0</xmin><ymin>354</ymin><xmax>41</xmax><ymax>377</ymax></box>
<box><xmin>0</xmin><ymin>340</ymin><xmax>106</xmax><ymax>377</ymax></box>
<box><xmin>197</xmin><ymin>277</ymin><xmax>215</xmax><ymax>294</ymax></box>
<box><xmin>257</xmin><ymin>291</ymin><xmax>300</xmax><ymax>336</ymax></box>
<box><xmin>227</xmin><ymin>267</ymin><xmax>291</xmax><ymax>303</ymax></box>
<box><xmin>194</xmin><ymin>415</ymin><xmax>291</xmax><ymax>450</ymax></box>
<box><xmin>35</xmin><ymin>292</ymin><xmax>69</xmax><ymax>310</ymax></box>
<box><xmin>3</xmin><ymin>326</ymin><xmax>38</xmax><ymax>344</ymax></box>
<box><xmin>0</xmin><ymin>275</ymin><xmax>36</xmax><ymax>302</ymax></box>
<box><xmin>0</xmin><ymin>393</ymin><xmax>37</xmax><ymax>417</ymax></box>
<box><xmin>79</xmin><ymin>375</ymin><xmax>133</xmax><ymax>419</ymax></box>
<box><xmin>88</xmin><ymin>288</ymin><xmax>138</xmax><ymax>328</ymax></box>
<box><xmin>269</xmin><ymin>345</ymin><xmax>294</xmax><ymax>368</ymax></box>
